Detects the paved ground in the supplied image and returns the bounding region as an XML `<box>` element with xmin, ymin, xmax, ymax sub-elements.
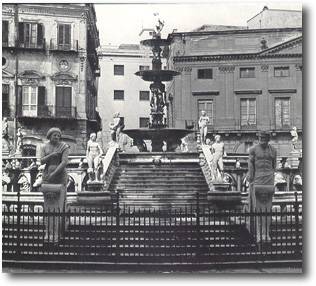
<box><xmin>3</xmin><ymin>267</ymin><xmax>302</xmax><ymax>274</ymax></box>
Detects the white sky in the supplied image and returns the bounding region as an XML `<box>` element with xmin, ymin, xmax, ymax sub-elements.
<box><xmin>94</xmin><ymin>0</ymin><xmax>302</xmax><ymax>46</ymax></box>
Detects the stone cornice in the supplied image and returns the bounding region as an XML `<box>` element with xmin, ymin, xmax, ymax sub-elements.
<box><xmin>268</xmin><ymin>89</ymin><xmax>297</xmax><ymax>94</ymax></box>
<box><xmin>173</xmin><ymin>52</ymin><xmax>302</xmax><ymax>63</ymax></box>
<box><xmin>234</xmin><ymin>90</ymin><xmax>262</xmax><ymax>95</ymax></box>
<box><xmin>168</xmin><ymin>27</ymin><xmax>302</xmax><ymax>40</ymax></box>
<box><xmin>192</xmin><ymin>91</ymin><xmax>220</xmax><ymax>96</ymax></box>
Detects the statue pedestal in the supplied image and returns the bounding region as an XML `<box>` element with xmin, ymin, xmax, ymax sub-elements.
<box><xmin>40</xmin><ymin>184</ymin><xmax>67</xmax><ymax>243</ymax></box>
<box><xmin>207</xmin><ymin>183</ymin><xmax>241</xmax><ymax>209</ymax></box>
<box><xmin>288</xmin><ymin>150</ymin><xmax>301</xmax><ymax>168</ymax></box>
<box><xmin>77</xmin><ymin>181</ymin><xmax>111</xmax><ymax>205</ymax></box>
<box><xmin>250</xmin><ymin>184</ymin><xmax>275</xmax><ymax>243</ymax></box>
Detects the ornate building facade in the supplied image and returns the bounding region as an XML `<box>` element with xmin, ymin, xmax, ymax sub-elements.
<box><xmin>166</xmin><ymin>14</ymin><xmax>302</xmax><ymax>156</ymax></box>
<box><xmin>2</xmin><ymin>3</ymin><xmax>101</xmax><ymax>155</ymax></box>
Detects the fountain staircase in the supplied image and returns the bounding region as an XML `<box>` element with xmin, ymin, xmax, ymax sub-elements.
<box><xmin>109</xmin><ymin>152</ymin><xmax>209</xmax><ymax>210</ymax></box>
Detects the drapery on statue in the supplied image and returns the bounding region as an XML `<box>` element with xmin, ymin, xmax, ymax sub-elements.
<box><xmin>198</xmin><ymin>110</ymin><xmax>210</xmax><ymax>145</ymax></box>
<box><xmin>211</xmin><ymin>135</ymin><xmax>225</xmax><ymax>181</ymax></box>
<box><xmin>86</xmin><ymin>132</ymin><xmax>103</xmax><ymax>183</ymax></box>
<box><xmin>16</xmin><ymin>128</ymin><xmax>24</xmax><ymax>154</ymax></box>
<box><xmin>109</xmin><ymin>112</ymin><xmax>124</xmax><ymax>142</ymax></box>
<box><xmin>40</xmin><ymin>127</ymin><xmax>69</xmax><ymax>186</ymax></box>
<box><xmin>248</xmin><ymin>131</ymin><xmax>277</xmax><ymax>243</ymax></box>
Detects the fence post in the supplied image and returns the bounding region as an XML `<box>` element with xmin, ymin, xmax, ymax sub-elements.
<box><xmin>16</xmin><ymin>179</ymin><xmax>21</xmax><ymax>257</ymax></box>
<box><xmin>115</xmin><ymin>191</ymin><xmax>120</xmax><ymax>260</ymax></box>
<box><xmin>196</xmin><ymin>192</ymin><xmax>200</xmax><ymax>257</ymax></box>
<box><xmin>294</xmin><ymin>191</ymin><xmax>300</xmax><ymax>257</ymax></box>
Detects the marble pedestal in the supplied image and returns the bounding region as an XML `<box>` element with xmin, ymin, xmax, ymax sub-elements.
<box><xmin>77</xmin><ymin>181</ymin><xmax>111</xmax><ymax>205</ymax></box>
<box><xmin>207</xmin><ymin>183</ymin><xmax>242</xmax><ymax>209</ymax></box>
<box><xmin>40</xmin><ymin>184</ymin><xmax>66</xmax><ymax>243</ymax></box>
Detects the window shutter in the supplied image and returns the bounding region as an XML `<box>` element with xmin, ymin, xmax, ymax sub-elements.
<box><xmin>64</xmin><ymin>87</ymin><xmax>72</xmax><ymax>107</ymax></box>
<box><xmin>37</xmin><ymin>86</ymin><xmax>46</xmax><ymax>106</ymax></box>
<box><xmin>18</xmin><ymin>22</ymin><xmax>24</xmax><ymax>44</ymax></box>
<box><xmin>2</xmin><ymin>21</ymin><xmax>9</xmax><ymax>44</ymax></box>
<box><xmin>65</xmin><ymin>25</ymin><xmax>70</xmax><ymax>45</ymax></box>
<box><xmin>37</xmin><ymin>24</ymin><xmax>43</xmax><ymax>46</ymax></box>
<box><xmin>58</xmin><ymin>25</ymin><xmax>63</xmax><ymax>45</ymax></box>
<box><xmin>17</xmin><ymin>86</ymin><xmax>22</xmax><ymax>115</ymax></box>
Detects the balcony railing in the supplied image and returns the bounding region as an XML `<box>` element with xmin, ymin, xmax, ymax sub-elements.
<box><xmin>16</xmin><ymin>39</ymin><xmax>46</xmax><ymax>50</ymax></box>
<box><xmin>49</xmin><ymin>39</ymin><xmax>79</xmax><ymax>52</ymax></box>
<box><xmin>17</xmin><ymin>105</ymin><xmax>77</xmax><ymax>119</ymax></box>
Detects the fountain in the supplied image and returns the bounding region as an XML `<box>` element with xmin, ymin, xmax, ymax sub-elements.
<box><xmin>122</xmin><ymin>20</ymin><xmax>193</xmax><ymax>152</ymax></box>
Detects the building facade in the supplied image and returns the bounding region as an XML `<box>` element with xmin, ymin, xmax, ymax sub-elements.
<box><xmin>2</xmin><ymin>3</ymin><xmax>100</xmax><ymax>155</ymax></box>
<box><xmin>97</xmin><ymin>44</ymin><xmax>154</xmax><ymax>144</ymax></box>
<box><xmin>166</xmin><ymin>19</ymin><xmax>302</xmax><ymax>156</ymax></box>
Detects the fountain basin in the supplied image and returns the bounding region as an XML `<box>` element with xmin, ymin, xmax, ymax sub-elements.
<box><xmin>135</xmin><ymin>70</ymin><xmax>180</xmax><ymax>82</ymax></box>
<box><xmin>122</xmin><ymin>128</ymin><xmax>193</xmax><ymax>152</ymax></box>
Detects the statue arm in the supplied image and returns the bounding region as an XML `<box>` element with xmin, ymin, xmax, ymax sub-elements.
<box><xmin>86</xmin><ymin>141</ymin><xmax>91</xmax><ymax>158</ymax></box>
<box><xmin>40</xmin><ymin>145</ymin><xmax>53</xmax><ymax>165</ymax></box>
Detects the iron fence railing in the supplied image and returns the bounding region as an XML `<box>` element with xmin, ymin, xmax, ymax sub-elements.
<box><xmin>2</xmin><ymin>191</ymin><xmax>302</xmax><ymax>270</ymax></box>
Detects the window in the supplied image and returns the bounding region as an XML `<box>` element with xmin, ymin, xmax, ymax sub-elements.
<box><xmin>198</xmin><ymin>100</ymin><xmax>214</xmax><ymax>125</ymax></box>
<box><xmin>139</xmin><ymin>90</ymin><xmax>150</xmax><ymax>101</ymax></box>
<box><xmin>139</xmin><ymin>65</ymin><xmax>150</xmax><ymax>71</ymax></box>
<box><xmin>197</xmin><ymin>69</ymin><xmax>213</xmax><ymax>79</ymax></box>
<box><xmin>114</xmin><ymin>65</ymin><xmax>124</xmax><ymax>75</ymax></box>
<box><xmin>2</xmin><ymin>21</ymin><xmax>8</xmax><ymax>46</ymax></box>
<box><xmin>139</xmin><ymin>117</ymin><xmax>150</xmax><ymax>128</ymax></box>
<box><xmin>2</xmin><ymin>84</ymin><xmax>10</xmax><ymax>117</ymax></box>
<box><xmin>56</xmin><ymin>86</ymin><xmax>72</xmax><ymax>117</ymax></box>
<box><xmin>58</xmin><ymin>24</ymin><xmax>71</xmax><ymax>50</ymax></box>
<box><xmin>275</xmin><ymin>98</ymin><xmax>290</xmax><ymax>128</ymax></box>
<box><xmin>22</xmin><ymin>86</ymin><xmax>37</xmax><ymax>116</ymax></box>
<box><xmin>274</xmin><ymin>66</ymin><xmax>290</xmax><ymax>77</ymax></box>
<box><xmin>240</xmin><ymin>67</ymin><xmax>255</xmax><ymax>78</ymax></box>
<box><xmin>240</xmin><ymin>98</ymin><xmax>256</xmax><ymax>126</ymax></box>
<box><xmin>114</xmin><ymin>90</ymin><xmax>124</xmax><ymax>100</ymax></box>
<box><xmin>18</xmin><ymin>22</ymin><xmax>43</xmax><ymax>48</ymax></box>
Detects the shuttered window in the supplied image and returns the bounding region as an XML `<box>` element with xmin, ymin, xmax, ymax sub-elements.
<box><xmin>240</xmin><ymin>98</ymin><xmax>256</xmax><ymax>126</ymax></box>
<box><xmin>114</xmin><ymin>90</ymin><xmax>124</xmax><ymax>100</ymax></box>
<box><xmin>139</xmin><ymin>91</ymin><xmax>150</xmax><ymax>101</ymax></box>
<box><xmin>2</xmin><ymin>84</ymin><xmax>10</xmax><ymax>117</ymax></box>
<box><xmin>58</xmin><ymin>24</ymin><xmax>71</xmax><ymax>50</ymax></box>
<box><xmin>56</xmin><ymin>86</ymin><xmax>72</xmax><ymax>117</ymax></box>
<box><xmin>139</xmin><ymin>117</ymin><xmax>150</xmax><ymax>128</ymax></box>
<box><xmin>197</xmin><ymin>69</ymin><xmax>213</xmax><ymax>79</ymax></box>
<box><xmin>2</xmin><ymin>21</ymin><xmax>9</xmax><ymax>46</ymax></box>
<box><xmin>275</xmin><ymin>98</ymin><xmax>290</xmax><ymax>128</ymax></box>
<box><xmin>114</xmin><ymin>65</ymin><xmax>124</xmax><ymax>75</ymax></box>
<box><xmin>18</xmin><ymin>22</ymin><xmax>43</xmax><ymax>48</ymax></box>
<box><xmin>22</xmin><ymin>86</ymin><xmax>37</xmax><ymax>116</ymax></box>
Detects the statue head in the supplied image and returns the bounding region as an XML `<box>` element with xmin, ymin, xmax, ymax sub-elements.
<box><xmin>46</xmin><ymin>127</ymin><xmax>62</xmax><ymax>144</ymax></box>
<box><xmin>201</xmin><ymin>110</ymin><xmax>206</xmax><ymax>116</ymax></box>
<box><xmin>114</xmin><ymin>112</ymin><xmax>120</xmax><ymax>118</ymax></box>
<box><xmin>90</xmin><ymin>133</ymin><xmax>96</xmax><ymax>141</ymax></box>
<box><xmin>214</xmin><ymin>135</ymin><xmax>221</xmax><ymax>142</ymax></box>
<box><xmin>258</xmin><ymin>131</ymin><xmax>270</xmax><ymax>147</ymax></box>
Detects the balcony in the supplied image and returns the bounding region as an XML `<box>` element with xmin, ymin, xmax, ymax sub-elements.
<box><xmin>17</xmin><ymin>105</ymin><xmax>77</xmax><ymax>119</ymax></box>
<box><xmin>49</xmin><ymin>39</ymin><xmax>79</xmax><ymax>52</ymax></box>
<box><xmin>16</xmin><ymin>39</ymin><xmax>46</xmax><ymax>50</ymax></box>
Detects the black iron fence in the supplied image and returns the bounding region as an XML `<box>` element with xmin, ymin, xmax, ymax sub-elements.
<box><xmin>2</xmin><ymin>192</ymin><xmax>302</xmax><ymax>271</ymax></box>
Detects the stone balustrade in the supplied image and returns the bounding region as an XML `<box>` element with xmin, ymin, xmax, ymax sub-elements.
<box><xmin>2</xmin><ymin>151</ymin><xmax>302</xmax><ymax>194</ymax></box>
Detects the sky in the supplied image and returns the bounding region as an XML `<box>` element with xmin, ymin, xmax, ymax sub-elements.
<box><xmin>94</xmin><ymin>0</ymin><xmax>302</xmax><ymax>46</ymax></box>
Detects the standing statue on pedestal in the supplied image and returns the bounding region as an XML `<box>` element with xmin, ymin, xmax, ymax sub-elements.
<box><xmin>198</xmin><ymin>110</ymin><xmax>209</xmax><ymax>145</ymax></box>
<box><xmin>2</xmin><ymin>117</ymin><xmax>8</xmax><ymax>139</ymax></box>
<box><xmin>40</xmin><ymin>127</ymin><xmax>69</xmax><ymax>186</ymax></box>
<box><xmin>16</xmin><ymin>128</ymin><xmax>24</xmax><ymax>154</ymax></box>
<box><xmin>86</xmin><ymin>133</ymin><xmax>103</xmax><ymax>183</ymax></box>
<box><xmin>211</xmin><ymin>135</ymin><xmax>225</xmax><ymax>181</ymax></box>
<box><xmin>109</xmin><ymin>112</ymin><xmax>124</xmax><ymax>143</ymax></box>
<box><xmin>248</xmin><ymin>131</ymin><xmax>277</xmax><ymax>243</ymax></box>
<box><xmin>290</xmin><ymin>126</ymin><xmax>298</xmax><ymax>150</ymax></box>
